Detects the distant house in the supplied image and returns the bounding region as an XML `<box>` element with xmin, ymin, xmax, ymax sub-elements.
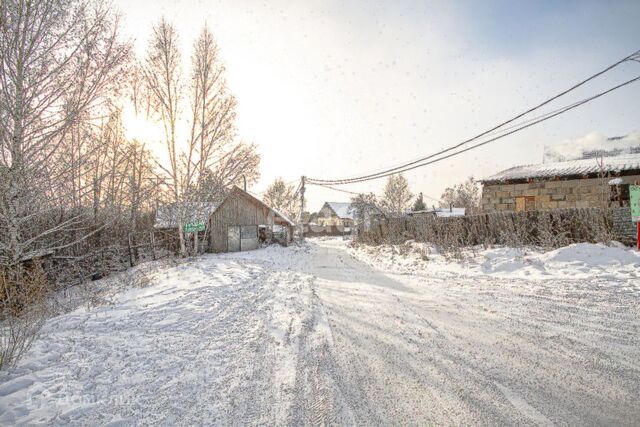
<box><xmin>406</xmin><ymin>207</ymin><xmax>466</xmax><ymax>218</ymax></box>
<box><xmin>480</xmin><ymin>154</ymin><xmax>640</xmax><ymax>212</ymax></box>
<box><xmin>317</xmin><ymin>202</ymin><xmax>355</xmax><ymax>227</ymax></box>
<box><xmin>154</xmin><ymin>186</ymin><xmax>294</xmax><ymax>253</ymax></box>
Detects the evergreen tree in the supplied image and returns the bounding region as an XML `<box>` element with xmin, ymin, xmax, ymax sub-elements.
<box><xmin>412</xmin><ymin>192</ymin><xmax>427</xmax><ymax>211</ymax></box>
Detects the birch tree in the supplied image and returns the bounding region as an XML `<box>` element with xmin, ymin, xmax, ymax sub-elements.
<box><xmin>0</xmin><ymin>0</ymin><xmax>130</xmax><ymax>369</ymax></box>
<box><xmin>144</xmin><ymin>22</ymin><xmax>260</xmax><ymax>255</ymax></box>
<box><xmin>143</xmin><ymin>19</ymin><xmax>186</xmax><ymax>253</ymax></box>
<box><xmin>439</xmin><ymin>176</ymin><xmax>481</xmax><ymax>214</ymax></box>
<box><xmin>382</xmin><ymin>174</ymin><xmax>413</xmax><ymax>216</ymax></box>
<box><xmin>263</xmin><ymin>178</ymin><xmax>297</xmax><ymax>220</ymax></box>
<box><xmin>0</xmin><ymin>0</ymin><xmax>130</xmax><ymax>269</ymax></box>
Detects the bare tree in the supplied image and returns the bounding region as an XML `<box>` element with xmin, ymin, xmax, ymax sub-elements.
<box><xmin>144</xmin><ymin>22</ymin><xmax>260</xmax><ymax>255</ymax></box>
<box><xmin>0</xmin><ymin>0</ymin><xmax>130</xmax><ymax>369</ymax></box>
<box><xmin>143</xmin><ymin>19</ymin><xmax>186</xmax><ymax>253</ymax></box>
<box><xmin>382</xmin><ymin>174</ymin><xmax>413</xmax><ymax>216</ymax></box>
<box><xmin>439</xmin><ymin>176</ymin><xmax>481</xmax><ymax>214</ymax></box>
<box><xmin>263</xmin><ymin>178</ymin><xmax>297</xmax><ymax>219</ymax></box>
<box><xmin>0</xmin><ymin>0</ymin><xmax>130</xmax><ymax>268</ymax></box>
<box><xmin>350</xmin><ymin>192</ymin><xmax>384</xmax><ymax>220</ymax></box>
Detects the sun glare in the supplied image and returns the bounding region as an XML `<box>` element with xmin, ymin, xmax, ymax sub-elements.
<box><xmin>122</xmin><ymin>105</ymin><xmax>164</xmax><ymax>143</ymax></box>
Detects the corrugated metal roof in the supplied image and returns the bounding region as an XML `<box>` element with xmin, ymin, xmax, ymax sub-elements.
<box><xmin>483</xmin><ymin>154</ymin><xmax>640</xmax><ymax>183</ymax></box>
<box><xmin>154</xmin><ymin>202</ymin><xmax>218</xmax><ymax>229</ymax></box>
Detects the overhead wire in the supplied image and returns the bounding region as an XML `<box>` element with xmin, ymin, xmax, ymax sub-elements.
<box><xmin>308</xmin><ymin>73</ymin><xmax>640</xmax><ymax>185</ymax></box>
<box><xmin>307</xmin><ymin>49</ymin><xmax>640</xmax><ymax>185</ymax></box>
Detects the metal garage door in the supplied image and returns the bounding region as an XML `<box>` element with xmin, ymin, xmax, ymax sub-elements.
<box><xmin>240</xmin><ymin>225</ymin><xmax>258</xmax><ymax>251</ymax></box>
<box><xmin>227</xmin><ymin>226</ymin><xmax>240</xmax><ymax>252</ymax></box>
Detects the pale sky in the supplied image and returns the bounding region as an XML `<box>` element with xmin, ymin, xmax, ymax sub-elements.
<box><xmin>113</xmin><ymin>0</ymin><xmax>640</xmax><ymax>211</ymax></box>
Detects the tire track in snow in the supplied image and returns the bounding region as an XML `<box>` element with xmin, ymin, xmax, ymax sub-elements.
<box><xmin>290</xmin><ymin>278</ymin><xmax>353</xmax><ymax>426</ymax></box>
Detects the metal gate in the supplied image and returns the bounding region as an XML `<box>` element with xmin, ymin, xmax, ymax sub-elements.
<box><xmin>227</xmin><ymin>226</ymin><xmax>240</xmax><ymax>252</ymax></box>
<box><xmin>240</xmin><ymin>225</ymin><xmax>258</xmax><ymax>251</ymax></box>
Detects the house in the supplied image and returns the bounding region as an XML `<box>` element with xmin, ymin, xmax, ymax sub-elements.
<box><xmin>317</xmin><ymin>202</ymin><xmax>355</xmax><ymax>227</ymax></box>
<box><xmin>208</xmin><ymin>186</ymin><xmax>295</xmax><ymax>253</ymax></box>
<box><xmin>154</xmin><ymin>186</ymin><xmax>294</xmax><ymax>253</ymax></box>
<box><xmin>480</xmin><ymin>153</ymin><xmax>640</xmax><ymax>212</ymax></box>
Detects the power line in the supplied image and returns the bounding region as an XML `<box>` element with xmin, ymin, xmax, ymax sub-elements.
<box><xmin>310</xmin><ymin>74</ymin><xmax>640</xmax><ymax>185</ymax></box>
<box><xmin>309</xmin><ymin>182</ymin><xmax>442</xmax><ymax>203</ymax></box>
<box><xmin>308</xmin><ymin>49</ymin><xmax>640</xmax><ymax>185</ymax></box>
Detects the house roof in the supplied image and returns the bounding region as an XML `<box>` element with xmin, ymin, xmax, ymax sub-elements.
<box><xmin>324</xmin><ymin>202</ymin><xmax>355</xmax><ymax>219</ymax></box>
<box><xmin>154</xmin><ymin>186</ymin><xmax>295</xmax><ymax>229</ymax></box>
<box><xmin>482</xmin><ymin>154</ymin><xmax>640</xmax><ymax>184</ymax></box>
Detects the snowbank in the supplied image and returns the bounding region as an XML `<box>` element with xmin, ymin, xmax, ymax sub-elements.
<box><xmin>349</xmin><ymin>240</ymin><xmax>640</xmax><ymax>281</ymax></box>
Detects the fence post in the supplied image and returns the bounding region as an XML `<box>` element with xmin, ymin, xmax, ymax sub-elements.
<box><xmin>151</xmin><ymin>231</ymin><xmax>156</xmax><ymax>260</ymax></box>
<box><xmin>127</xmin><ymin>233</ymin><xmax>134</xmax><ymax>267</ymax></box>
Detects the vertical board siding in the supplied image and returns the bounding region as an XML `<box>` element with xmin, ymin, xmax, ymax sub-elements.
<box><xmin>209</xmin><ymin>192</ymin><xmax>274</xmax><ymax>253</ymax></box>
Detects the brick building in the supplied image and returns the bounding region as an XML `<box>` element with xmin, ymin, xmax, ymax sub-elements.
<box><xmin>480</xmin><ymin>154</ymin><xmax>640</xmax><ymax>212</ymax></box>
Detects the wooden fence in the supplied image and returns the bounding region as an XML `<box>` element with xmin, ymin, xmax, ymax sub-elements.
<box><xmin>357</xmin><ymin>207</ymin><xmax>635</xmax><ymax>249</ymax></box>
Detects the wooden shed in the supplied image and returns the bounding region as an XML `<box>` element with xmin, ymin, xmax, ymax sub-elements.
<box><xmin>208</xmin><ymin>186</ymin><xmax>295</xmax><ymax>253</ymax></box>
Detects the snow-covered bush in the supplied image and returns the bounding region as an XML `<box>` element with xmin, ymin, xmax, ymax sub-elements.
<box><xmin>0</xmin><ymin>266</ymin><xmax>50</xmax><ymax>370</ymax></box>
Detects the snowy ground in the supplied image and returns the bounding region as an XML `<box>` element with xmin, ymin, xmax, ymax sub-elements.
<box><xmin>1</xmin><ymin>238</ymin><xmax>639</xmax><ymax>425</ymax></box>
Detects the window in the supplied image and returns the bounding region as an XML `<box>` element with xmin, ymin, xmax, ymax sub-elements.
<box><xmin>610</xmin><ymin>183</ymin><xmax>630</xmax><ymax>207</ymax></box>
<box><xmin>515</xmin><ymin>196</ymin><xmax>535</xmax><ymax>212</ymax></box>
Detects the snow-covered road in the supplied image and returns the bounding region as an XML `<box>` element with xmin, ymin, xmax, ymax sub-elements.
<box><xmin>1</xmin><ymin>238</ymin><xmax>639</xmax><ymax>425</ymax></box>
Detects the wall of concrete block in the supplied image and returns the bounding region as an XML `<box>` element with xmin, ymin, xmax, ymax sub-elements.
<box><xmin>481</xmin><ymin>174</ymin><xmax>640</xmax><ymax>212</ymax></box>
<box><xmin>611</xmin><ymin>207</ymin><xmax>636</xmax><ymax>239</ymax></box>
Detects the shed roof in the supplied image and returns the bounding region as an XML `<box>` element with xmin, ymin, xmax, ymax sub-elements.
<box><xmin>154</xmin><ymin>202</ymin><xmax>218</xmax><ymax>229</ymax></box>
<box><xmin>482</xmin><ymin>154</ymin><xmax>640</xmax><ymax>184</ymax></box>
<box><xmin>323</xmin><ymin>202</ymin><xmax>355</xmax><ymax>219</ymax></box>
<box><xmin>154</xmin><ymin>186</ymin><xmax>295</xmax><ymax>229</ymax></box>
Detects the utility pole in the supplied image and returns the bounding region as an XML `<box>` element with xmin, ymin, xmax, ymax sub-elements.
<box><xmin>299</xmin><ymin>176</ymin><xmax>306</xmax><ymax>241</ymax></box>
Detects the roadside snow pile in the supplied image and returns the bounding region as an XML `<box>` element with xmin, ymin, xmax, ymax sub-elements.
<box><xmin>349</xmin><ymin>241</ymin><xmax>640</xmax><ymax>280</ymax></box>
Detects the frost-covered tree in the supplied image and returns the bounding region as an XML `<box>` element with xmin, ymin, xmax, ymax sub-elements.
<box><xmin>0</xmin><ymin>0</ymin><xmax>131</xmax><ymax>269</ymax></box>
<box><xmin>412</xmin><ymin>193</ymin><xmax>427</xmax><ymax>211</ymax></box>
<box><xmin>143</xmin><ymin>21</ymin><xmax>259</xmax><ymax>255</ymax></box>
<box><xmin>439</xmin><ymin>176</ymin><xmax>481</xmax><ymax>214</ymax></box>
<box><xmin>382</xmin><ymin>174</ymin><xmax>413</xmax><ymax>216</ymax></box>
<box><xmin>350</xmin><ymin>193</ymin><xmax>385</xmax><ymax>222</ymax></box>
<box><xmin>0</xmin><ymin>0</ymin><xmax>131</xmax><ymax>369</ymax></box>
<box><xmin>263</xmin><ymin>178</ymin><xmax>297</xmax><ymax>220</ymax></box>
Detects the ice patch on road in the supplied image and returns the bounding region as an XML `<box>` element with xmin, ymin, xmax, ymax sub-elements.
<box><xmin>494</xmin><ymin>382</ymin><xmax>553</xmax><ymax>426</ymax></box>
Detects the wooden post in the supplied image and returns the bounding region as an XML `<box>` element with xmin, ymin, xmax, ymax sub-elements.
<box><xmin>127</xmin><ymin>233</ymin><xmax>134</xmax><ymax>267</ymax></box>
<box><xmin>150</xmin><ymin>231</ymin><xmax>156</xmax><ymax>260</ymax></box>
<box><xmin>299</xmin><ymin>176</ymin><xmax>306</xmax><ymax>241</ymax></box>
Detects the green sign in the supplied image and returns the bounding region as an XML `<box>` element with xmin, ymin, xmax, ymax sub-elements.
<box><xmin>631</xmin><ymin>185</ymin><xmax>640</xmax><ymax>223</ymax></box>
<box><xmin>184</xmin><ymin>222</ymin><xmax>205</xmax><ymax>233</ymax></box>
